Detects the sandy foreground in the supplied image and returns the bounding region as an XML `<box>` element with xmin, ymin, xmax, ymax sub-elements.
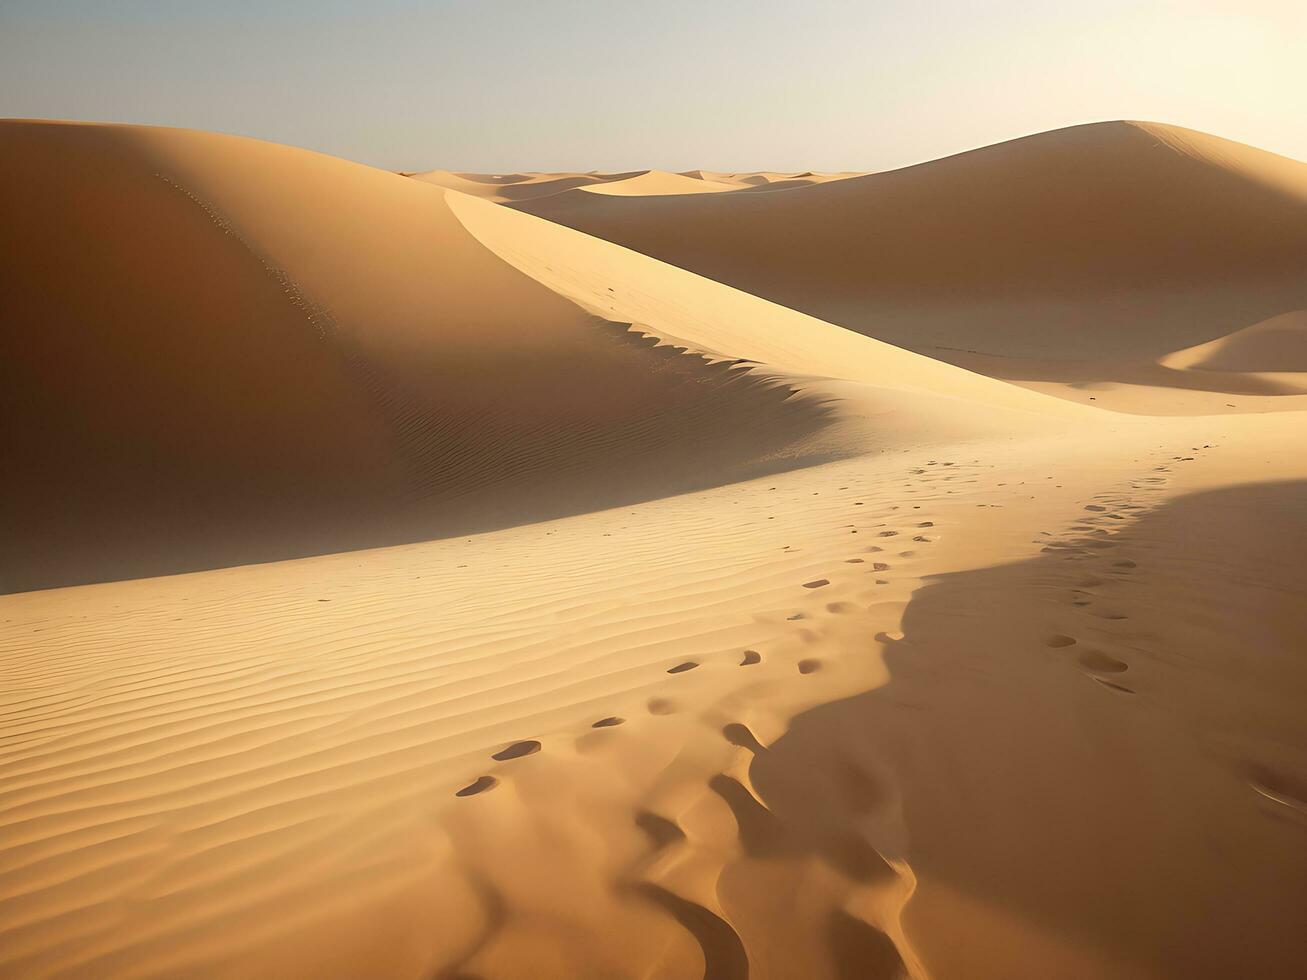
<box><xmin>1</xmin><ymin>120</ymin><xmax>1305</xmax><ymax>979</ymax></box>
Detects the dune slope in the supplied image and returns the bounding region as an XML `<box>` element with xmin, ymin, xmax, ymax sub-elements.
<box><xmin>3</xmin><ymin>119</ymin><xmax>1307</xmax><ymax>980</ymax></box>
<box><xmin>0</xmin><ymin>123</ymin><xmax>833</xmax><ymax>592</ymax></box>
<box><xmin>1160</xmin><ymin>309</ymin><xmax>1307</xmax><ymax>373</ymax></box>
<box><xmin>515</xmin><ymin>122</ymin><xmax>1307</xmax><ymax>387</ymax></box>
<box><xmin>407</xmin><ymin>169</ymin><xmax>650</xmax><ymax>203</ymax></box>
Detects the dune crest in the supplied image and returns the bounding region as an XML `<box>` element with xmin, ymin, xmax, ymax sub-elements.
<box><xmin>514</xmin><ymin>121</ymin><xmax>1307</xmax><ymax>408</ymax></box>
<box><xmin>0</xmin><ymin>122</ymin><xmax>837</xmax><ymax>592</ymax></box>
<box><xmin>1160</xmin><ymin>310</ymin><xmax>1307</xmax><ymax>374</ymax></box>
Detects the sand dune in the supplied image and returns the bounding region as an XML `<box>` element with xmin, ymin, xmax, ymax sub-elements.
<box><xmin>1160</xmin><ymin>309</ymin><xmax>1307</xmax><ymax>373</ymax></box>
<box><xmin>407</xmin><ymin>169</ymin><xmax>651</xmax><ymax>203</ymax></box>
<box><xmin>0</xmin><ymin>123</ymin><xmax>835</xmax><ymax>592</ymax></box>
<box><xmin>448</xmin><ymin>191</ymin><xmax>1089</xmax><ymax>425</ymax></box>
<box><xmin>3</xmin><ymin>119</ymin><xmax>1307</xmax><ymax>980</ymax></box>
<box><xmin>714</xmin><ymin>171</ymin><xmax>866</xmax><ymax>192</ymax></box>
<box><xmin>682</xmin><ymin>170</ymin><xmax>864</xmax><ymax>190</ymax></box>
<box><xmin>517</xmin><ymin>122</ymin><xmax>1307</xmax><ymax>406</ymax></box>
<box><xmin>577</xmin><ymin>170</ymin><xmax>738</xmax><ymax>195</ymax></box>
<box><xmin>410</xmin><ymin>168</ymin><xmax>857</xmax><ymax>203</ymax></box>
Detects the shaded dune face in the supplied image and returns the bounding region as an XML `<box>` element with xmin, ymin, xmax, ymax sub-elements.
<box><xmin>0</xmin><ymin>123</ymin><xmax>834</xmax><ymax>593</ymax></box>
<box><xmin>758</xmin><ymin>479</ymin><xmax>1307</xmax><ymax>979</ymax></box>
<box><xmin>515</xmin><ymin>121</ymin><xmax>1307</xmax><ymax>363</ymax></box>
<box><xmin>0</xmin><ymin>125</ymin><xmax>394</xmax><ymax>592</ymax></box>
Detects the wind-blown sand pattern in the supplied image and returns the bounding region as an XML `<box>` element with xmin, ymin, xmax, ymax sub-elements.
<box><xmin>2</xmin><ymin>119</ymin><xmax>1305</xmax><ymax>979</ymax></box>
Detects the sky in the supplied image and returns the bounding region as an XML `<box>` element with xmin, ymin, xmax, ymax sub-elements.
<box><xmin>1</xmin><ymin>0</ymin><xmax>1304</xmax><ymax>173</ymax></box>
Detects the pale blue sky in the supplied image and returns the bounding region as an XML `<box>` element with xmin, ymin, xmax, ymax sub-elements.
<box><xmin>2</xmin><ymin>0</ymin><xmax>1303</xmax><ymax>171</ymax></box>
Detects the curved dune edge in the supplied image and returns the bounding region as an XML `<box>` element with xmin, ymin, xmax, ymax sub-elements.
<box><xmin>446</xmin><ymin>190</ymin><xmax>1094</xmax><ymax>427</ymax></box>
<box><xmin>1160</xmin><ymin>310</ymin><xmax>1307</xmax><ymax>375</ymax></box>
<box><xmin>513</xmin><ymin>121</ymin><xmax>1307</xmax><ymax>410</ymax></box>
<box><xmin>0</xmin><ymin>122</ymin><xmax>857</xmax><ymax>592</ymax></box>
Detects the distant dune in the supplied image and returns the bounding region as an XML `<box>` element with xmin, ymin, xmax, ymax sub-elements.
<box><xmin>578</xmin><ymin>170</ymin><xmax>738</xmax><ymax>195</ymax></box>
<box><xmin>1161</xmin><ymin>310</ymin><xmax>1307</xmax><ymax>373</ymax></box>
<box><xmin>407</xmin><ymin>169</ymin><xmax>651</xmax><ymax>203</ymax></box>
<box><xmin>410</xmin><ymin>168</ymin><xmax>861</xmax><ymax>203</ymax></box>
<box><xmin>515</xmin><ymin>122</ymin><xmax>1307</xmax><ymax>399</ymax></box>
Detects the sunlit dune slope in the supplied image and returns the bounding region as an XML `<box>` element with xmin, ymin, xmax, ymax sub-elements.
<box><xmin>450</xmin><ymin>192</ymin><xmax>1090</xmax><ymax>428</ymax></box>
<box><xmin>407</xmin><ymin>169</ymin><xmax>648</xmax><ymax>203</ymax></box>
<box><xmin>516</xmin><ymin>122</ymin><xmax>1307</xmax><ymax>371</ymax></box>
<box><xmin>577</xmin><ymin>170</ymin><xmax>737</xmax><ymax>195</ymax></box>
<box><xmin>3</xmin><ymin>119</ymin><xmax>1306</xmax><ymax>980</ymax></box>
<box><xmin>0</xmin><ymin>123</ymin><xmax>833</xmax><ymax>592</ymax></box>
<box><xmin>1160</xmin><ymin>309</ymin><xmax>1307</xmax><ymax>373</ymax></box>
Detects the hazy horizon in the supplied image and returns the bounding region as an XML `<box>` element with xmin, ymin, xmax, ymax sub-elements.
<box><xmin>2</xmin><ymin>0</ymin><xmax>1305</xmax><ymax>172</ymax></box>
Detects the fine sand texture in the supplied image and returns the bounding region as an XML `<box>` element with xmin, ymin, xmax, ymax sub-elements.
<box><xmin>2</xmin><ymin>119</ymin><xmax>1306</xmax><ymax>979</ymax></box>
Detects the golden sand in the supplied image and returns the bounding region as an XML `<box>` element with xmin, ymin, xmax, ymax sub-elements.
<box><xmin>1</xmin><ymin>119</ymin><xmax>1304</xmax><ymax>978</ymax></box>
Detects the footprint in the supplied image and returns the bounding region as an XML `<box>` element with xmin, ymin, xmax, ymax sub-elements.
<box><xmin>491</xmin><ymin>740</ymin><xmax>541</xmax><ymax>761</ymax></box>
<box><xmin>787</xmin><ymin>613</ymin><xmax>807</xmax><ymax>621</ymax></box>
<box><xmin>1246</xmin><ymin>765</ymin><xmax>1307</xmax><ymax>816</ymax></box>
<box><xmin>592</xmin><ymin>716</ymin><xmax>625</xmax><ymax>728</ymax></box>
<box><xmin>1090</xmin><ymin>610</ymin><xmax>1129</xmax><ymax>620</ymax></box>
<box><xmin>1079</xmin><ymin>650</ymin><xmax>1128</xmax><ymax>673</ymax></box>
<box><xmin>648</xmin><ymin>698</ymin><xmax>677</xmax><ymax>715</ymax></box>
<box><xmin>1045</xmin><ymin>634</ymin><xmax>1077</xmax><ymax>648</ymax></box>
<box><xmin>635</xmin><ymin>810</ymin><xmax>686</xmax><ymax>851</ymax></box>
<box><xmin>798</xmin><ymin>658</ymin><xmax>823</xmax><ymax>674</ymax></box>
<box><xmin>455</xmin><ymin>776</ymin><xmax>498</xmax><ymax>798</ymax></box>
<box><xmin>1112</xmin><ymin>560</ymin><xmax>1137</xmax><ymax>569</ymax></box>
<box><xmin>739</xmin><ymin>650</ymin><xmax>762</xmax><ymax>666</ymax></box>
<box><xmin>1093</xmin><ymin>677</ymin><xmax>1135</xmax><ymax>695</ymax></box>
<box><xmin>667</xmin><ymin>662</ymin><xmax>699</xmax><ymax>674</ymax></box>
<box><xmin>873</xmin><ymin>562</ymin><xmax>891</xmax><ymax>571</ymax></box>
<box><xmin>826</xmin><ymin>602</ymin><xmax>857</xmax><ymax>614</ymax></box>
<box><xmin>803</xmin><ymin>579</ymin><xmax>830</xmax><ymax>589</ymax></box>
<box><xmin>722</xmin><ymin>722</ymin><xmax>766</xmax><ymax>753</ymax></box>
<box><xmin>912</xmin><ymin>535</ymin><xmax>931</xmax><ymax>542</ymax></box>
<box><xmin>877</xmin><ymin>531</ymin><xmax>899</xmax><ymax>538</ymax></box>
<box><xmin>845</xmin><ymin>558</ymin><xmax>865</xmax><ymax>564</ymax></box>
<box><xmin>917</xmin><ymin>521</ymin><xmax>934</xmax><ymax>527</ymax></box>
<box><xmin>1085</xmin><ymin>504</ymin><xmax>1107</xmax><ymax>512</ymax></box>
